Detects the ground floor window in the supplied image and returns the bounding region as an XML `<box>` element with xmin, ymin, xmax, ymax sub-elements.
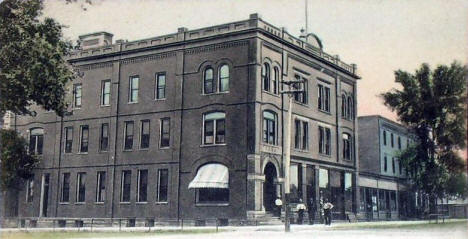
<box><xmin>196</xmin><ymin>188</ymin><xmax>229</xmax><ymax>204</ymax></box>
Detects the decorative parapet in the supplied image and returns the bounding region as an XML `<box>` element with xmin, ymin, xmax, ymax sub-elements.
<box><xmin>68</xmin><ymin>13</ymin><xmax>358</xmax><ymax>77</ymax></box>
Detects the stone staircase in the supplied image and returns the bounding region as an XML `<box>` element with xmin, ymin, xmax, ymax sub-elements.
<box><xmin>255</xmin><ymin>212</ymin><xmax>283</xmax><ymax>225</ymax></box>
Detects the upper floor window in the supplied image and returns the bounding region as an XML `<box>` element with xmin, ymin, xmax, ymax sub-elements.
<box><xmin>273</xmin><ymin>67</ymin><xmax>279</xmax><ymax>94</ymax></box>
<box><xmin>341</xmin><ymin>94</ymin><xmax>347</xmax><ymax>118</ymax></box>
<box><xmin>293</xmin><ymin>75</ymin><xmax>308</xmax><ymax>104</ymax></box>
<box><xmin>124</xmin><ymin>121</ymin><xmax>134</xmax><ymax>150</ymax></box>
<box><xmin>398</xmin><ymin>136</ymin><xmax>401</xmax><ymax>149</ymax></box>
<box><xmin>383</xmin><ymin>130</ymin><xmax>387</xmax><ymax>145</ymax></box>
<box><xmin>203</xmin><ymin>112</ymin><xmax>225</xmax><ymax>145</ymax></box>
<box><xmin>29</xmin><ymin>128</ymin><xmax>43</xmax><ymax>155</ymax></box>
<box><xmin>156</xmin><ymin>169</ymin><xmax>168</xmax><ymax>202</ymax></box>
<box><xmin>61</xmin><ymin>173</ymin><xmax>70</xmax><ymax>202</ymax></box>
<box><xmin>263</xmin><ymin>111</ymin><xmax>277</xmax><ymax>145</ymax></box>
<box><xmin>120</xmin><ymin>170</ymin><xmax>131</xmax><ymax>202</ymax></box>
<box><xmin>96</xmin><ymin>171</ymin><xmax>106</xmax><ymax>203</ymax></box>
<box><xmin>101</xmin><ymin>80</ymin><xmax>111</xmax><ymax>106</ymax></box>
<box><xmin>219</xmin><ymin>64</ymin><xmax>229</xmax><ymax>92</ymax></box>
<box><xmin>343</xmin><ymin>133</ymin><xmax>352</xmax><ymax>160</ymax></box>
<box><xmin>318</xmin><ymin>84</ymin><xmax>330</xmax><ymax>112</ymax></box>
<box><xmin>391</xmin><ymin>133</ymin><xmax>394</xmax><ymax>147</ymax></box>
<box><xmin>294</xmin><ymin>119</ymin><xmax>308</xmax><ymax>150</ymax></box>
<box><xmin>76</xmin><ymin>172</ymin><xmax>86</xmax><ymax>203</ymax></box>
<box><xmin>155</xmin><ymin>73</ymin><xmax>166</xmax><ymax>100</ymax></box>
<box><xmin>160</xmin><ymin>118</ymin><xmax>170</xmax><ymax>148</ymax></box>
<box><xmin>137</xmin><ymin>169</ymin><xmax>148</xmax><ymax>202</ymax></box>
<box><xmin>129</xmin><ymin>76</ymin><xmax>139</xmax><ymax>103</ymax></box>
<box><xmin>262</xmin><ymin>63</ymin><xmax>271</xmax><ymax>92</ymax></box>
<box><xmin>392</xmin><ymin>157</ymin><xmax>396</xmax><ymax>173</ymax></box>
<box><xmin>26</xmin><ymin>176</ymin><xmax>34</xmax><ymax>203</ymax></box>
<box><xmin>140</xmin><ymin>120</ymin><xmax>150</xmax><ymax>149</ymax></box>
<box><xmin>73</xmin><ymin>84</ymin><xmax>82</xmax><ymax>108</ymax></box>
<box><xmin>384</xmin><ymin>155</ymin><xmax>388</xmax><ymax>172</ymax></box>
<box><xmin>318</xmin><ymin>126</ymin><xmax>331</xmax><ymax>155</ymax></box>
<box><xmin>347</xmin><ymin>96</ymin><xmax>354</xmax><ymax>119</ymax></box>
<box><xmin>64</xmin><ymin>127</ymin><xmax>73</xmax><ymax>153</ymax></box>
<box><xmin>79</xmin><ymin>125</ymin><xmax>89</xmax><ymax>153</ymax></box>
<box><xmin>203</xmin><ymin>67</ymin><xmax>214</xmax><ymax>94</ymax></box>
<box><xmin>100</xmin><ymin>123</ymin><xmax>109</xmax><ymax>151</ymax></box>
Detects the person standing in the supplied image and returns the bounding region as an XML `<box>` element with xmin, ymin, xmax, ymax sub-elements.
<box><xmin>296</xmin><ymin>199</ymin><xmax>306</xmax><ymax>224</ymax></box>
<box><xmin>323</xmin><ymin>201</ymin><xmax>334</xmax><ymax>225</ymax></box>
<box><xmin>275</xmin><ymin>197</ymin><xmax>283</xmax><ymax>218</ymax></box>
<box><xmin>307</xmin><ymin>198</ymin><xmax>316</xmax><ymax>225</ymax></box>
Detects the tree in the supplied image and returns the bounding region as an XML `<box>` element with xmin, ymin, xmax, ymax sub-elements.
<box><xmin>382</xmin><ymin>62</ymin><xmax>467</xmax><ymax>204</ymax></box>
<box><xmin>0</xmin><ymin>129</ymin><xmax>38</xmax><ymax>189</ymax></box>
<box><xmin>0</xmin><ymin>0</ymin><xmax>75</xmax><ymax>117</ymax></box>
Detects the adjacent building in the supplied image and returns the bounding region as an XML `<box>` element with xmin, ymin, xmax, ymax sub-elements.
<box><xmin>357</xmin><ymin>115</ymin><xmax>417</xmax><ymax>220</ymax></box>
<box><xmin>3</xmin><ymin>14</ymin><xmax>360</xmax><ymax>225</ymax></box>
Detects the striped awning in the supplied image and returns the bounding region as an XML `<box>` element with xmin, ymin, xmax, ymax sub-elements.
<box><xmin>188</xmin><ymin>163</ymin><xmax>229</xmax><ymax>189</ymax></box>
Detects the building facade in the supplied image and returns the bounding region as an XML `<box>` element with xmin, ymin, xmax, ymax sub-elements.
<box><xmin>5</xmin><ymin>14</ymin><xmax>360</xmax><ymax>224</ymax></box>
<box><xmin>357</xmin><ymin>115</ymin><xmax>417</xmax><ymax>220</ymax></box>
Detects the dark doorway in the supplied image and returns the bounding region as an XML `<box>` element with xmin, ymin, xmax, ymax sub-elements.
<box><xmin>263</xmin><ymin>163</ymin><xmax>277</xmax><ymax>212</ymax></box>
<box><xmin>41</xmin><ymin>174</ymin><xmax>50</xmax><ymax>217</ymax></box>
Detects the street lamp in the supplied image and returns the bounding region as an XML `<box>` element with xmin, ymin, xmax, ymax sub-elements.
<box><xmin>280</xmin><ymin>79</ymin><xmax>305</xmax><ymax>232</ymax></box>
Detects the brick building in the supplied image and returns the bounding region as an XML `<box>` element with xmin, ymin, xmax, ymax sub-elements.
<box><xmin>4</xmin><ymin>14</ymin><xmax>360</xmax><ymax>224</ymax></box>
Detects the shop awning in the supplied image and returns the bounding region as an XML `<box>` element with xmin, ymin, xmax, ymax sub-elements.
<box><xmin>188</xmin><ymin>163</ymin><xmax>229</xmax><ymax>189</ymax></box>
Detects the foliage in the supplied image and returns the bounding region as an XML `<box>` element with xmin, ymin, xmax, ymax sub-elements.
<box><xmin>383</xmin><ymin>62</ymin><xmax>467</xmax><ymax>199</ymax></box>
<box><xmin>0</xmin><ymin>129</ymin><xmax>38</xmax><ymax>190</ymax></box>
<box><xmin>0</xmin><ymin>0</ymin><xmax>75</xmax><ymax>117</ymax></box>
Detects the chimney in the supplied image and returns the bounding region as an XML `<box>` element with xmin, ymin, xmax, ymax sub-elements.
<box><xmin>78</xmin><ymin>32</ymin><xmax>113</xmax><ymax>50</ymax></box>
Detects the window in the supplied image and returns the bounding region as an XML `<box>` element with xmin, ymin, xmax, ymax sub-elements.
<box><xmin>197</xmin><ymin>188</ymin><xmax>229</xmax><ymax>204</ymax></box>
<box><xmin>392</xmin><ymin>157</ymin><xmax>395</xmax><ymax>173</ymax></box>
<box><xmin>203</xmin><ymin>67</ymin><xmax>214</xmax><ymax>94</ymax></box>
<box><xmin>203</xmin><ymin>112</ymin><xmax>225</xmax><ymax>145</ymax></box>
<box><xmin>263</xmin><ymin>111</ymin><xmax>277</xmax><ymax>145</ymax></box>
<box><xmin>157</xmin><ymin>169</ymin><xmax>168</xmax><ymax>202</ymax></box>
<box><xmin>399</xmin><ymin>160</ymin><xmax>402</xmax><ymax>175</ymax></box>
<box><xmin>96</xmin><ymin>171</ymin><xmax>106</xmax><ymax>203</ymax></box>
<box><xmin>100</xmin><ymin>123</ymin><xmax>109</xmax><ymax>151</ymax></box>
<box><xmin>398</xmin><ymin>136</ymin><xmax>401</xmax><ymax>149</ymax></box>
<box><xmin>318</xmin><ymin>84</ymin><xmax>330</xmax><ymax>112</ymax></box>
<box><xmin>64</xmin><ymin>127</ymin><xmax>73</xmax><ymax>153</ymax></box>
<box><xmin>219</xmin><ymin>64</ymin><xmax>229</xmax><ymax>92</ymax></box>
<box><xmin>155</xmin><ymin>73</ymin><xmax>166</xmax><ymax>99</ymax></box>
<box><xmin>341</xmin><ymin>94</ymin><xmax>347</xmax><ymax>118</ymax></box>
<box><xmin>124</xmin><ymin>121</ymin><xmax>134</xmax><ymax>150</ymax></box>
<box><xmin>319</xmin><ymin>126</ymin><xmax>331</xmax><ymax>155</ymax></box>
<box><xmin>137</xmin><ymin>170</ymin><xmax>148</xmax><ymax>202</ymax></box>
<box><xmin>294</xmin><ymin>119</ymin><xmax>308</xmax><ymax>150</ymax></box>
<box><xmin>273</xmin><ymin>67</ymin><xmax>279</xmax><ymax>94</ymax></box>
<box><xmin>74</xmin><ymin>84</ymin><xmax>82</xmax><ymax>108</ymax></box>
<box><xmin>61</xmin><ymin>173</ymin><xmax>70</xmax><ymax>202</ymax></box>
<box><xmin>76</xmin><ymin>172</ymin><xmax>86</xmax><ymax>203</ymax></box>
<box><xmin>160</xmin><ymin>118</ymin><xmax>170</xmax><ymax>148</ymax></box>
<box><xmin>129</xmin><ymin>76</ymin><xmax>139</xmax><ymax>103</ymax></box>
<box><xmin>391</xmin><ymin>133</ymin><xmax>394</xmax><ymax>147</ymax></box>
<box><xmin>383</xmin><ymin>130</ymin><xmax>387</xmax><ymax>145</ymax></box>
<box><xmin>121</xmin><ymin>170</ymin><xmax>131</xmax><ymax>202</ymax></box>
<box><xmin>101</xmin><ymin>80</ymin><xmax>111</xmax><ymax>106</ymax></box>
<box><xmin>29</xmin><ymin>128</ymin><xmax>44</xmax><ymax>155</ymax></box>
<box><xmin>26</xmin><ymin>176</ymin><xmax>34</xmax><ymax>203</ymax></box>
<box><xmin>79</xmin><ymin>125</ymin><xmax>89</xmax><ymax>153</ymax></box>
<box><xmin>384</xmin><ymin>155</ymin><xmax>388</xmax><ymax>172</ymax></box>
<box><xmin>347</xmin><ymin>96</ymin><xmax>353</xmax><ymax>119</ymax></box>
<box><xmin>343</xmin><ymin>133</ymin><xmax>352</xmax><ymax>160</ymax></box>
<box><xmin>262</xmin><ymin>63</ymin><xmax>270</xmax><ymax>92</ymax></box>
<box><xmin>293</xmin><ymin>75</ymin><xmax>307</xmax><ymax>104</ymax></box>
<box><xmin>140</xmin><ymin>120</ymin><xmax>150</xmax><ymax>149</ymax></box>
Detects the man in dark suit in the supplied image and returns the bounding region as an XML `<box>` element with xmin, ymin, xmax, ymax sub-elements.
<box><xmin>307</xmin><ymin>198</ymin><xmax>316</xmax><ymax>225</ymax></box>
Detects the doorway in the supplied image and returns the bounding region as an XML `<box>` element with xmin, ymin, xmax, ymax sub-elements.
<box><xmin>263</xmin><ymin>163</ymin><xmax>277</xmax><ymax>212</ymax></box>
<box><xmin>39</xmin><ymin>174</ymin><xmax>50</xmax><ymax>217</ymax></box>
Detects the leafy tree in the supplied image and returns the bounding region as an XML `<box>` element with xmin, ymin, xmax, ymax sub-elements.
<box><xmin>382</xmin><ymin>62</ymin><xmax>467</xmax><ymax>203</ymax></box>
<box><xmin>0</xmin><ymin>0</ymin><xmax>75</xmax><ymax>117</ymax></box>
<box><xmin>0</xmin><ymin>129</ymin><xmax>38</xmax><ymax>189</ymax></box>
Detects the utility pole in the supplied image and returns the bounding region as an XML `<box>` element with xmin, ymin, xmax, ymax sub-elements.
<box><xmin>281</xmin><ymin>79</ymin><xmax>304</xmax><ymax>232</ymax></box>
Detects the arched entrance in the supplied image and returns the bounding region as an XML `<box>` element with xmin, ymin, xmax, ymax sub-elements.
<box><xmin>263</xmin><ymin>162</ymin><xmax>278</xmax><ymax>212</ymax></box>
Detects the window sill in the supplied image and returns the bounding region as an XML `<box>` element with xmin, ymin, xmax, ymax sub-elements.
<box><xmin>201</xmin><ymin>91</ymin><xmax>230</xmax><ymax>96</ymax></box>
<box><xmin>159</xmin><ymin>146</ymin><xmax>170</xmax><ymax>150</ymax></box>
<box><xmin>318</xmin><ymin>109</ymin><xmax>332</xmax><ymax>115</ymax></box>
<box><xmin>155</xmin><ymin>202</ymin><xmax>168</xmax><ymax>205</ymax></box>
<box><xmin>293</xmin><ymin>148</ymin><xmax>309</xmax><ymax>153</ymax></box>
<box><xmin>195</xmin><ymin>203</ymin><xmax>229</xmax><ymax>207</ymax></box>
<box><xmin>136</xmin><ymin>202</ymin><xmax>148</xmax><ymax>204</ymax></box>
<box><xmin>154</xmin><ymin>98</ymin><xmax>166</xmax><ymax>101</ymax></box>
<box><xmin>59</xmin><ymin>202</ymin><xmax>70</xmax><ymax>205</ymax></box>
<box><xmin>77</xmin><ymin>152</ymin><xmax>88</xmax><ymax>155</ymax></box>
<box><xmin>293</xmin><ymin>101</ymin><xmax>309</xmax><ymax>107</ymax></box>
<box><xmin>120</xmin><ymin>202</ymin><xmax>131</xmax><ymax>204</ymax></box>
<box><xmin>75</xmin><ymin>202</ymin><xmax>86</xmax><ymax>205</ymax></box>
<box><xmin>319</xmin><ymin>153</ymin><xmax>332</xmax><ymax>158</ymax></box>
<box><xmin>128</xmin><ymin>101</ymin><xmax>138</xmax><ymax>104</ymax></box>
<box><xmin>262</xmin><ymin>143</ymin><xmax>280</xmax><ymax>148</ymax></box>
<box><xmin>100</xmin><ymin>104</ymin><xmax>110</xmax><ymax>108</ymax></box>
<box><xmin>262</xmin><ymin>90</ymin><xmax>280</xmax><ymax>97</ymax></box>
<box><xmin>200</xmin><ymin>144</ymin><xmax>227</xmax><ymax>148</ymax></box>
<box><xmin>139</xmin><ymin>148</ymin><xmax>150</xmax><ymax>151</ymax></box>
<box><xmin>95</xmin><ymin>202</ymin><xmax>105</xmax><ymax>205</ymax></box>
<box><xmin>123</xmin><ymin>149</ymin><xmax>133</xmax><ymax>152</ymax></box>
<box><xmin>99</xmin><ymin>150</ymin><xmax>109</xmax><ymax>154</ymax></box>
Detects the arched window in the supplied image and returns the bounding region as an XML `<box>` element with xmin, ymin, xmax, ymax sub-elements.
<box><xmin>347</xmin><ymin>96</ymin><xmax>353</xmax><ymax>119</ymax></box>
<box><xmin>29</xmin><ymin>128</ymin><xmax>44</xmax><ymax>155</ymax></box>
<box><xmin>203</xmin><ymin>67</ymin><xmax>214</xmax><ymax>94</ymax></box>
<box><xmin>342</xmin><ymin>133</ymin><xmax>352</xmax><ymax>160</ymax></box>
<box><xmin>273</xmin><ymin>67</ymin><xmax>279</xmax><ymax>94</ymax></box>
<box><xmin>203</xmin><ymin>112</ymin><xmax>225</xmax><ymax>145</ymax></box>
<box><xmin>341</xmin><ymin>94</ymin><xmax>347</xmax><ymax>119</ymax></box>
<box><xmin>262</xmin><ymin>63</ymin><xmax>270</xmax><ymax>92</ymax></box>
<box><xmin>263</xmin><ymin>111</ymin><xmax>277</xmax><ymax>145</ymax></box>
<box><xmin>219</xmin><ymin>64</ymin><xmax>229</xmax><ymax>92</ymax></box>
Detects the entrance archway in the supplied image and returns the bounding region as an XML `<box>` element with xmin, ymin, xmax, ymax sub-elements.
<box><xmin>263</xmin><ymin>162</ymin><xmax>278</xmax><ymax>212</ymax></box>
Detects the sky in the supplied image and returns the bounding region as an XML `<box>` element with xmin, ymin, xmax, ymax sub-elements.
<box><xmin>42</xmin><ymin>0</ymin><xmax>468</xmax><ymax>122</ymax></box>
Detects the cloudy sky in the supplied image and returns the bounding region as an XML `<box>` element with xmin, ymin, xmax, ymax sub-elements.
<box><xmin>43</xmin><ymin>0</ymin><xmax>468</xmax><ymax>121</ymax></box>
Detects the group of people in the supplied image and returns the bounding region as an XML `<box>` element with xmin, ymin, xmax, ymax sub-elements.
<box><xmin>275</xmin><ymin>197</ymin><xmax>334</xmax><ymax>225</ymax></box>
